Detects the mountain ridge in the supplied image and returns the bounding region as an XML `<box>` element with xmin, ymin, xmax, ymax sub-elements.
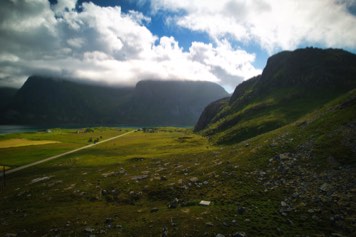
<box><xmin>0</xmin><ymin>76</ymin><xmax>228</xmax><ymax>126</ymax></box>
<box><xmin>195</xmin><ymin>47</ymin><xmax>356</xmax><ymax>144</ymax></box>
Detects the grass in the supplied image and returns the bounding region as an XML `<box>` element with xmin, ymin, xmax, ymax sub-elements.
<box><xmin>0</xmin><ymin>91</ymin><xmax>355</xmax><ymax>236</ymax></box>
<box><xmin>0</xmin><ymin>127</ymin><xmax>130</xmax><ymax>168</ymax></box>
<box><xmin>0</xmin><ymin>139</ymin><xmax>59</xmax><ymax>148</ymax></box>
<box><xmin>201</xmin><ymin>87</ymin><xmax>352</xmax><ymax>145</ymax></box>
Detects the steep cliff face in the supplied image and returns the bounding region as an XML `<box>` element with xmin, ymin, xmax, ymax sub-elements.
<box><xmin>0</xmin><ymin>87</ymin><xmax>18</xmax><ymax>111</ymax></box>
<box><xmin>195</xmin><ymin>48</ymin><xmax>356</xmax><ymax>144</ymax></box>
<box><xmin>122</xmin><ymin>80</ymin><xmax>229</xmax><ymax>126</ymax></box>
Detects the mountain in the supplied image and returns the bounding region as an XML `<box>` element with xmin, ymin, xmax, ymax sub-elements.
<box><xmin>120</xmin><ymin>80</ymin><xmax>229</xmax><ymax>126</ymax></box>
<box><xmin>195</xmin><ymin>48</ymin><xmax>356</xmax><ymax>144</ymax></box>
<box><xmin>1</xmin><ymin>76</ymin><xmax>132</xmax><ymax>125</ymax></box>
<box><xmin>0</xmin><ymin>76</ymin><xmax>228</xmax><ymax>126</ymax></box>
<box><xmin>0</xmin><ymin>87</ymin><xmax>18</xmax><ymax>110</ymax></box>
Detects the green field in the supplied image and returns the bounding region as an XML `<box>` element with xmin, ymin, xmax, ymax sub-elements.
<box><xmin>0</xmin><ymin>127</ymin><xmax>130</xmax><ymax>168</ymax></box>
<box><xmin>0</xmin><ymin>100</ymin><xmax>355</xmax><ymax>237</ymax></box>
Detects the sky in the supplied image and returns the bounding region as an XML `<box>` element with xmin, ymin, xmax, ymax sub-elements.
<box><xmin>0</xmin><ymin>0</ymin><xmax>356</xmax><ymax>92</ymax></box>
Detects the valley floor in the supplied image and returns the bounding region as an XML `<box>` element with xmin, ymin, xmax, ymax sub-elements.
<box><xmin>0</xmin><ymin>124</ymin><xmax>355</xmax><ymax>236</ymax></box>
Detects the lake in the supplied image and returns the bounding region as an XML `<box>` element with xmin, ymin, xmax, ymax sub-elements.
<box><xmin>0</xmin><ymin>124</ymin><xmax>147</xmax><ymax>135</ymax></box>
<box><xmin>0</xmin><ymin>125</ymin><xmax>51</xmax><ymax>135</ymax></box>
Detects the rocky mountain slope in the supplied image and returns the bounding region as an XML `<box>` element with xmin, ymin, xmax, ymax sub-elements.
<box><xmin>195</xmin><ymin>48</ymin><xmax>356</xmax><ymax>144</ymax></box>
<box><xmin>0</xmin><ymin>76</ymin><xmax>228</xmax><ymax>126</ymax></box>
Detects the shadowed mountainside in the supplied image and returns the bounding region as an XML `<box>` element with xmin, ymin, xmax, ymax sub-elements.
<box><xmin>0</xmin><ymin>77</ymin><xmax>228</xmax><ymax>126</ymax></box>
<box><xmin>0</xmin><ymin>87</ymin><xmax>18</xmax><ymax>110</ymax></box>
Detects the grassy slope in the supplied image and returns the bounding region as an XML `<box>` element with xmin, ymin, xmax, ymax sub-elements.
<box><xmin>198</xmin><ymin>48</ymin><xmax>356</xmax><ymax>144</ymax></box>
<box><xmin>202</xmin><ymin>86</ymin><xmax>350</xmax><ymax>144</ymax></box>
<box><xmin>0</xmin><ymin>90</ymin><xmax>355</xmax><ymax>236</ymax></box>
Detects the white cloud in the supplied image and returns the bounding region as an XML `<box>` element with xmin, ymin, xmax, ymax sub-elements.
<box><xmin>52</xmin><ymin>0</ymin><xmax>77</xmax><ymax>15</ymax></box>
<box><xmin>151</xmin><ymin>0</ymin><xmax>356</xmax><ymax>52</ymax></box>
<box><xmin>0</xmin><ymin>0</ymin><xmax>261</xmax><ymax>92</ymax></box>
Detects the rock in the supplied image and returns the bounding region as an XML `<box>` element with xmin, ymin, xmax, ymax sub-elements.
<box><xmin>30</xmin><ymin>176</ymin><xmax>52</xmax><ymax>184</ymax></box>
<box><xmin>190</xmin><ymin>177</ymin><xmax>198</xmax><ymax>182</ymax></box>
<box><xmin>5</xmin><ymin>234</ymin><xmax>17</xmax><ymax>237</ymax></box>
<box><xmin>237</xmin><ymin>207</ymin><xmax>246</xmax><ymax>215</ymax></box>
<box><xmin>101</xmin><ymin>171</ymin><xmax>116</xmax><ymax>177</ymax></box>
<box><xmin>162</xmin><ymin>226</ymin><xmax>168</xmax><ymax>237</ymax></box>
<box><xmin>216</xmin><ymin>234</ymin><xmax>225</xmax><ymax>237</ymax></box>
<box><xmin>199</xmin><ymin>200</ymin><xmax>211</xmax><ymax>206</ymax></box>
<box><xmin>131</xmin><ymin>175</ymin><xmax>148</xmax><ymax>181</ymax></box>
<box><xmin>319</xmin><ymin>183</ymin><xmax>329</xmax><ymax>192</ymax></box>
<box><xmin>151</xmin><ymin>207</ymin><xmax>159</xmax><ymax>213</ymax></box>
<box><xmin>331</xmin><ymin>233</ymin><xmax>345</xmax><ymax>237</ymax></box>
<box><xmin>232</xmin><ymin>232</ymin><xmax>247</xmax><ymax>237</ymax></box>
<box><xmin>330</xmin><ymin>214</ymin><xmax>344</xmax><ymax>223</ymax></box>
<box><xmin>281</xmin><ymin>201</ymin><xmax>288</xmax><ymax>207</ymax></box>
<box><xmin>168</xmin><ymin>198</ymin><xmax>179</xmax><ymax>208</ymax></box>
<box><xmin>84</xmin><ymin>227</ymin><xmax>95</xmax><ymax>233</ymax></box>
<box><xmin>205</xmin><ymin>222</ymin><xmax>214</xmax><ymax>227</ymax></box>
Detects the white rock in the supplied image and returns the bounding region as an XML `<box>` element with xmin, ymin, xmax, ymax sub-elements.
<box><xmin>199</xmin><ymin>200</ymin><xmax>211</xmax><ymax>206</ymax></box>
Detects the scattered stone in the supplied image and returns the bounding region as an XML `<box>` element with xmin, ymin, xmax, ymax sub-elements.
<box><xmin>216</xmin><ymin>234</ymin><xmax>225</xmax><ymax>237</ymax></box>
<box><xmin>84</xmin><ymin>227</ymin><xmax>95</xmax><ymax>233</ymax></box>
<box><xmin>319</xmin><ymin>183</ymin><xmax>329</xmax><ymax>192</ymax></box>
<box><xmin>199</xmin><ymin>200</ymin><xmax>211</xmax><ymax>206</ymax></box>
<box><xmin>5</xmin><ymin>233</ymin><xmax>17</xmax><ymax>237</ymax></box>
<box><xmin>64</xmin><ymin>183</ymin><xmax>76</xmax><ymax>190</ymax></box>
<box><xmin>237</xmin><ymin>207</ymin><xmax>246</xmax><ymax>215</ymax></box>
<box><xmin>232</xmin><ymin>232</ymin><xmax>247</xmax><ymax>237</ymax></box>
<box><xmin>162</xmin><ymin>226</ymin><xmax>168</xmax><ymax>237</ymax></box>
<box><xmin>101</xmin><ymin>171</ymin><xmax>116</xmax><ymax>177</ymax></box>
<box><xmin>205</xmin><ymin>222</ymin><xmax>214</xmax><ymax>227</ymax></box>
<box><xmin>30</xmin><ymin>176</ymin><xmax>52</xmax><ymax>184</ymax></box>
<box><xmin>331</xmin><ymin>233</ymin><xmax>345</xmax><ymax>237</ymax></box>
<box><xmin>190</xmin><ymin>177</ymin><xmax>198</xmax><ymax>182</ymax></box>
<box><xmin>150</xmin><ymin>207</ymin><xmax>159</xmax><ymax>213</ymax></box>
<box><xmin>47</xmin><ymin>180</ymin><xmax>63</xmax><ymax>187</ymax></box>
<box><xmin>168</xmin><ymin>198</ymin><xmax>179</xmax><ymax>208</ymax></box>
<box><xmin>281</xmin><ymin>201</ymin><xmax>288</xmax><ymax>207</ymax></box>
<box><xmin>307</xmin><ymin>209</ymin><xmax>315</xmax><ymax>213</ymax></box>
<box><xmin>131</xmin><ymin>175</ymin><xmax>148</xmax><ymax>181</ymax></box>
